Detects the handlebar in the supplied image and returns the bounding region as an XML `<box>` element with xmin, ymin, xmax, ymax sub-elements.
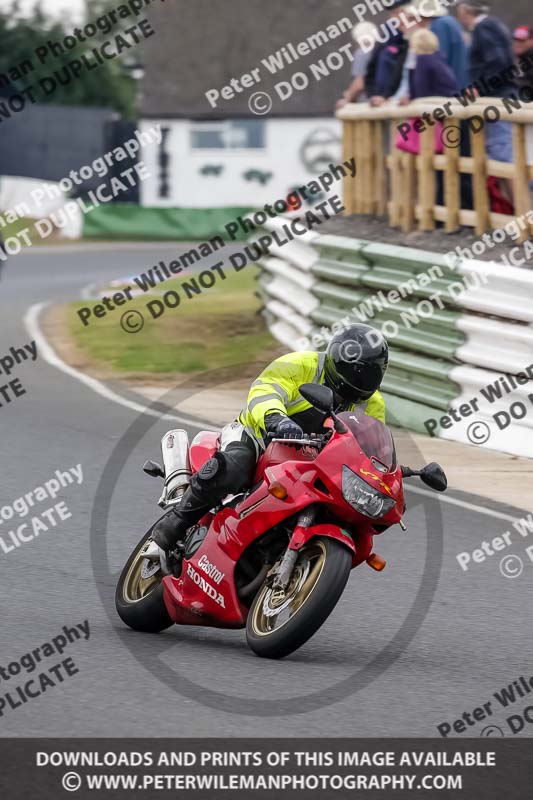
<box><xmin>266</xmin><ymin>432</ymin><xmax>330</xmax><ymax>448</ymax></box>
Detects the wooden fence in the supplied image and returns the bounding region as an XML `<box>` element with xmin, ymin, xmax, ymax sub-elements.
<box><xmin>337</xmin><ymin>98</ymin><xmax>533</xmax><ymax>241</ymax></box>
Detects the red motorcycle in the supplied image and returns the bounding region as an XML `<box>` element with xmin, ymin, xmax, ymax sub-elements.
<box><xmin>116</xmin><ymin>383</ymin><xmax>447</xmax><ymax>659</ymax></box>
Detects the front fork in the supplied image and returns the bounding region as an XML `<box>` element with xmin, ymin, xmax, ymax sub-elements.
<box><xmin>272</xmin><ymin>507</ymin><xmax>316</xmax><ymax>591</ymax></box>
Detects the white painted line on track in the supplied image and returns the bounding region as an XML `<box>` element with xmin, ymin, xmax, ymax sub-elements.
<box><xmin>80</xmin><ymin>282</ymin><xmax>99</xmax><ymax>301</ymax></box>
<box><xmin>22</xmin><ymin>302</ymin><xmax>525</xmax><ymax>523</ymax></box>
<box><xmin>405</xmin><ymin>484</ymin><xmax>520</xmax><ymax>524</ymax></box>
<box><xmin>23</xmin><ymin>302</ymin><xmax>217</xmax><ymax>429</ymax></box>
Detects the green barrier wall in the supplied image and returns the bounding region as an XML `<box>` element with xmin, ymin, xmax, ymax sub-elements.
<box><xmin>257</xmin><ymin>234</ymin><xmax>464</xmax><ymax>432</ymax></box>
<box><xmin>82</xmin><ymin>205</ymin><xmax>254</xmax><ymax>242</ymax></box>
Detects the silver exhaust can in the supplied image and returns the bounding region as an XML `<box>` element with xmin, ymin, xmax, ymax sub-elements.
<box><xmin>159</xmin><ymin>429</ymin><xmax>191</xmax><ymax>508</ymax></box>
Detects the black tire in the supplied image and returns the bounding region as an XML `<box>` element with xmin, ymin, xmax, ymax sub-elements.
<box><xmin>115</xmin><ymin>526</ymin><xmax>173</xmax><ymax>633</ymax></box>
<box><xmin>246</xmin><ymin>537</ymin><xmax>352</xmax><ymax>659</ymax></box>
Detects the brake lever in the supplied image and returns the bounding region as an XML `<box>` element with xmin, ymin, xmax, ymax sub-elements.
<box><xmin>269</xmin><ymin>436</ymin><xmax>322</xmax><ymax>448</ymax></box>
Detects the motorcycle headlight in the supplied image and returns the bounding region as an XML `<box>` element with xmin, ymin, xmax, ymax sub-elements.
<box><xmin>342</xmin><ymin>465</ymin><xmax>396</xmax><ymax>519</ymax></box>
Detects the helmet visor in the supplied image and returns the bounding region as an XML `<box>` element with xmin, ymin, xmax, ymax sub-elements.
<box><xmin>334</xmin><ymin>362</ymin><xmax>384</xmax><ymax>403</ymax></box>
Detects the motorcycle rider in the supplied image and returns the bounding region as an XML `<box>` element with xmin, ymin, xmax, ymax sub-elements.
<box><xmin>153</xmin><ymin>323</ymin><xmax>389</xmax><ymax>552</ymax></box>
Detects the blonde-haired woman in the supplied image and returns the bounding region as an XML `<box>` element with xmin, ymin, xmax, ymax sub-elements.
<box><xmin>336</xmin><ymin>22</ymin><xmax>378</xmax><ymax>108</ymax></box>
<box><xmin>408</xmin><ymin>27</ymin><xmax>457</xmax><ymax>99</ymax></box>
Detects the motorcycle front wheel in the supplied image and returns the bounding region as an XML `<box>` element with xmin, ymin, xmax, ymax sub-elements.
<box><xmin>115</xmin><ymin>526</ymin><xmax>173</xmax><ymax>633</ymax></box>
<box><xmin>246</xmin><ymin>536</ymin><xmax>352</xmax><ymax>659</ymax></box>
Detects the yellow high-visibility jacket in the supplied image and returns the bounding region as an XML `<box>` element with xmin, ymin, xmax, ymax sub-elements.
<box><xmin>239</xmin><ymin>351</ymin><xmax>385</xmax><ymax>447</ymax></box>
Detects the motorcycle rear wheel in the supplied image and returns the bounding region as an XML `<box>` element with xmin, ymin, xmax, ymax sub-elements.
<box><xmin>246</xmin><ymin>537</ymin><xmax>352</xmax><ymax>659</ymax></box>
<box><xmin>115</xmin><ymin>527</ymin><xmax>173</xmax><ymax>633</ymax></box>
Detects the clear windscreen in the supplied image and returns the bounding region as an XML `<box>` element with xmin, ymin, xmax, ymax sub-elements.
<box><xmin>337</xmin><ymin>411</ymin><xmax>397</xmax><ymax>471</ymax></box>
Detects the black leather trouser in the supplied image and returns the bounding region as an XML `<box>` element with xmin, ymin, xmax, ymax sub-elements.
<box><xmin>153</xmin><ymin>429</ymin><xmax>258</xmax><ymax>550</ymax></box>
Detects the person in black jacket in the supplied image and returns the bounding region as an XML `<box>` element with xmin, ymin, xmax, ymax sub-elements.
<box><xmin>457</xmin><ymin>1</ymin><xmax>516</xmax><ymax>97</ymax></box>
<box><xmin>457</xmin><ymin>1</ymin><xmax>515</xmax><ymax>168</ymax></box>
<box><xmin>365</xmin><ymin>5</ymin><xmax>409</xmax><ymax>105</ymax></box>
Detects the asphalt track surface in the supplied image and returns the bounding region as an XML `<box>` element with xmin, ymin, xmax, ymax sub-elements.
<box><xmin>1</xmin><ymin>244</ymin><xmax>532</xmax><ymax>738</ymax></box>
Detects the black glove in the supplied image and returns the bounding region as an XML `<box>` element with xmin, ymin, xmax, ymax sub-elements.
<box><xmin>274</xmin><ymin>417</ymin><xmax>304</xmax><ymax>440</ymax></box>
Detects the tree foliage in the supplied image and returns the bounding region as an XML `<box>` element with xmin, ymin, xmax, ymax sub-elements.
<box><xmin>0</xmin><ymin>0</ymin><xmax>137</xmax><ymax>117</ymax></box>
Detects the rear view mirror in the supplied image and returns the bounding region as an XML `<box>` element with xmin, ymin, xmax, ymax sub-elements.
<box><xmin>420</xmin><ymin>462</ymin><xmax>447</xmax><ymax>492</ymax></box>
<box><xmin>143</xmin><ymin>460</ymin><xmax>165</xmax><ymax>478</ymax></box>
<box><xmin>299</xmin><ymin>383</ymin><xmax>334</xmax><ymax>413</ymax></box>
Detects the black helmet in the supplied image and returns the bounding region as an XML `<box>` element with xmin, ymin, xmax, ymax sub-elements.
<box><xmin>324</xmin><ymin>324</ymin><xmax>388</xmax><ymax>404</ymax></box>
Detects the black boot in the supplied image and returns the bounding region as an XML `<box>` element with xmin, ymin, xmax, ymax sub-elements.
<box><xmin>152</xmin><ymin>486</ymin><xmax>211</xmax><ymax>551</ymax></box>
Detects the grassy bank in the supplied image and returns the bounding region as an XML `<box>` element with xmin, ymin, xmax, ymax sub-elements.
<box><xmin>66</xmin><ymin>265</ymin><xmax>282</xmax><ymax>378</ymax></box>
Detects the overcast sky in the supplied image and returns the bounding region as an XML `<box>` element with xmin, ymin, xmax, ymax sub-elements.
<box><xmin>1</xmin><ymin>0</ymin><xmax>85</xmax><ymax>23</ymax></box>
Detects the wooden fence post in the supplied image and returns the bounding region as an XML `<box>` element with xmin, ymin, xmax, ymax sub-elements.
<box><xmin>512</xmin><ymin>123</ymin><xmax>531</xmax><ymax>243</ymax></box>
<box><xmin>401</xmin><ymin>152</ymin><xmax>416</xmax><ymax>232</ymax></box>
<box><xmin>470</xmin><ymin>124</ymin><xmax>490</xmax><ymax>236</ymax></box>
<box><xmin>443</xmin><ymin>117</ymin><xmax>460</xmax><ymax>233</ymax></box>
<box><xmin>389</xmin><ymin>144</ymin><xmax>402</xmax><ymax>227</ymax></box>
<box><xmin>418</xmin><ymin>125</ymin><xmax>435</xmax><ymax>231</ymax></box>
<box><xmin>342</xmin><ymin>119</ymin><xmax>355</xmax><ymax>215</ymax></box>
<box><xmin>374</xmin><ymin>121</ymin><xmax>387</xmax><ymax>216</ymax></box>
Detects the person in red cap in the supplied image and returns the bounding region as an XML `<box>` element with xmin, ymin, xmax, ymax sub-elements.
<box><xmin>512</xmin><ymin>25</ymin><xmax>533</xmax><ymax>93</ymax></box>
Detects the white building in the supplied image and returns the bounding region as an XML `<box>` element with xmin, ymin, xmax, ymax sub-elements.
<box><xmin>139</xmin><ymin>1</ymin><xmax>353</xmax><ymax>214</ymax></box>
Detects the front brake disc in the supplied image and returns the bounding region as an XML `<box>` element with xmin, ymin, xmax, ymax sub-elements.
<box><xmin>141</xmin><ymin>558</ymin><xmax>161</xmax><ymax>579</ymax></box>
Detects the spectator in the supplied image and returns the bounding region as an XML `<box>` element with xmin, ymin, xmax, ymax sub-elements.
<box><xmin>512</xmin><ymin>27</ymin><xmax>533</xmax><ymax>183</ymax></box>
<box><xmin>391</xmin><ymin>0</ymin><xmax>467</xmax><ymax>103</ymax></box>
<box><xmin>457</xmin><ymin>1</ymin><xmax>515</xmax><ymax>166</ymax></box>
<box><xmin>409</xmin><ymin>0</ymin><xmax>469</xmax><ymax>88</ymax></box>
<box><xmin>394</xmin><ymin>7</ymin><xmax>420</xmax><ymax>103</ymax></box>
<box><xmin>409</xmin><ymin>28</ymin><xmax>458</xmax><ymax>99</ymax></box>
<box><xmin>457</xmin><ymin>1</ymin><xmax>516</xmax><ymax>97</ymax></box>
<box><xmin>336</xmin><ymin>23</ymin><xmax>378</xmax><ymax>109</ymax></box>
<box><xmin>365</xmin><ymin>7</ymin><xmax>409</xmax><ymax>106</ymax></box>
<box><xmin>395</xmin><ymin>30</ymin><xmax>457</xmax><ymax>154</ymax></box>
<box><xmin>512</xmin><ymin>26</ymin><xmax>533</xmax><ymax>93</ymax></box>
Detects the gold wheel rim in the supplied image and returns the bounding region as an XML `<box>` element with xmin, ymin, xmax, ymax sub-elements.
<box><xmin>251</xmin><ymin>540</ymin><xmax>327</xmax><ymax>637</ymax></box>
<box><xmin>122</xmin><ymin>538</ymin><xmax>162</xmax><ymax>604</ymax></box>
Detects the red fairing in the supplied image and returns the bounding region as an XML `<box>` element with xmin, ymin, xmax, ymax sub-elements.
<box><xmin>162</xmin><ymin>544</ymin><xmax>246</xmax><ymax>628</ymax></box>
<box><xmin>162</xmin><ymin>411</ymin><xmax>405</xmax><ymax>629</ymax></box>
<box><xmin>288</xmin><ymin>523</ymin><xmax>373</xmax><ymax>567</ymax></box>
<box><xmin>253</xmin><ymin>440</ymin><xmax>316</xmax><ymax>483</ymax></box>
<box><xmin>189</xmin><ymin>431</ymin><xmax>220</xmax><ymax>474</ymax></box>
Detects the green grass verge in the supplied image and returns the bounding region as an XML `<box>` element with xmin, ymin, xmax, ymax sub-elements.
<box><xmin>1</xmin><ymin>217</ymin><xmax>43</xmax><ymax>245</ymax></box>
<box><xmin>67</xmin><ymin>265</ymin><xmax>281</xmax><ymax>375</ymax></box>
